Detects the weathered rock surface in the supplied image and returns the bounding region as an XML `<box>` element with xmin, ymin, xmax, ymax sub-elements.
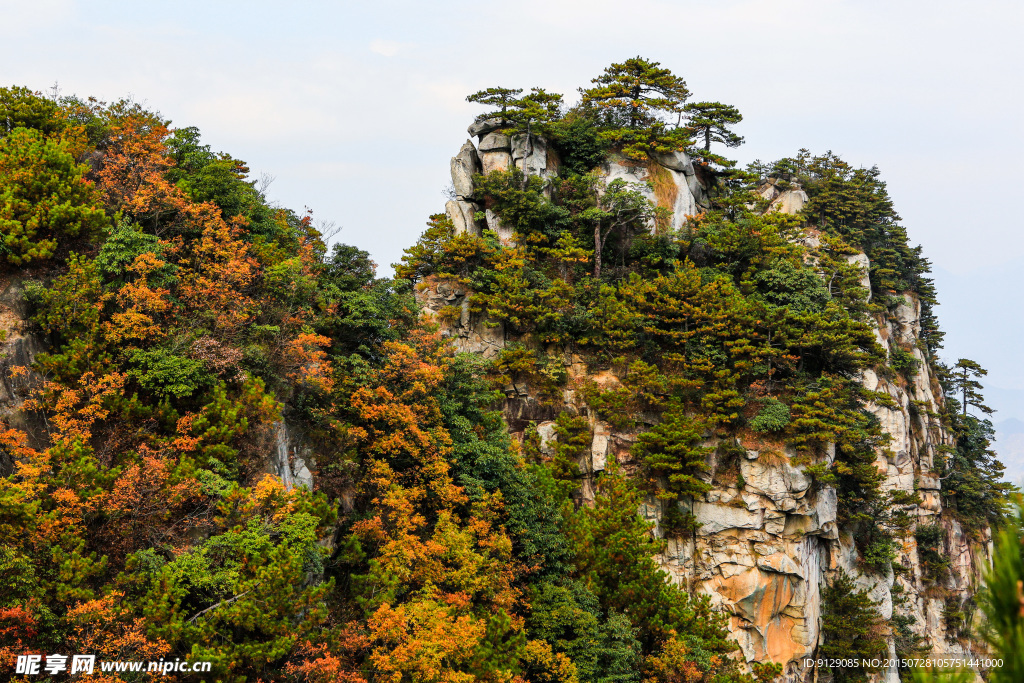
<box><xmin>468</xmin><ymin>117</ymin><xmax>503</xmax><ymax>138</ymax></box>
<box><xmin>445</xmin><ymin>198</ymin><xmax>480</xmax><ymax>236</ymax></box>
<box><xmin>424</xmin><ymin>130</ymin><xmax>991</xmax><ymax>683</ymax></box>
<box><xmin>451</xmin><ymin>139</ymin><xmax>481</xmax><ymax>199</ymax></box>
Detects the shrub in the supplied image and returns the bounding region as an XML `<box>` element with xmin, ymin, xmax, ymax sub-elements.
<box><xmin>915</xmin><ymin>524</ymin><xmax>950</xmax><ymax>583</ymax></box>
<box><xmin>748</xmin><ymin>397</ymin><xmax>791</xmax><ymax>433</ymax></box>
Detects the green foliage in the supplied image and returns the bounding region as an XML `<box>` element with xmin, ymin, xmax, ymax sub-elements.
<box><xmin>748</xmin><ymin>398</ymin><xmax>791</xmax><ymax>433</ymax></box>
<box><xmin>547</xmin><ymin>111</ymin><xmax>610</xmax><ymax>176</ymax></box>
<box><xmin>914</xmin><ymin>524</ymin><xmax>950</xmax><ymax>583</ymax></box>
<box><xmin>936</xmin><ymin>361</ymin><xmax>1011</xmax><ymax>531</ymax></box>
<box><xmin>526</xmin><ymin>581</ymin><xmax>641</xmax><ymax>683</ymax></box>
<box><xmin>819</xmin><ymin>569</ymin><xmax>888</xmax><ymax>683</ymax></box>
<box><xmin>634</xmin><ymin>399</ymin><xmax>712</xmax><ymax>500</ymax></box>
<box><xmin>566</xmin><ymin>461</ymin><xmax>734</xmax><ymax>660</ymax></box>
<box><xmin>128</xmin><ymin>346</ymin><xmax>212</xmax><ymax>399</ymax></box>
<box><xmin>889</xmin><ymin>345</ymin><xmax>920</xmax><ymax>379</ymax></box>
<box><xmin>580</xmin><ymin>56</ymin><xmax>692</xmax><ymax>159</ymax></box>
<box><xmin>0</xmin><ymin>127</ymin><xmax>107</xmax><ymax>264</ymax></box>
<box><xmin>95</xmin><ymin>215</ymin><xmax>167</xmax><ymax>283</ymax></box>
<box><xmin>978</xmin><ymin>504</ymin><xmax>1024</xmax><ymax>682</ymax></box>
<box><xmin>0</xmin><ymin>86</ymin><xmax>61</xmax><ymax>135</ymax></box>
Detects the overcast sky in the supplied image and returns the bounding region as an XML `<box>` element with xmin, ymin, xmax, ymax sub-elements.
<box><xmin>3</xmin><ymin>0</ymin><xmax>1022</xmax><ymax>447</ymax></box>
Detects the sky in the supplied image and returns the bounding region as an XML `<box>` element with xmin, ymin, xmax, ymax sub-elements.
<box><xmin>3</xmin><ymin>0</ymin><xmax>1023</xmax><ymax>467</ymax></box>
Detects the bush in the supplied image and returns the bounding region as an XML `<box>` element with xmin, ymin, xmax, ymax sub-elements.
<box><xmin>915</xmin><ymin>524</ymin><xmax>950</xmax><ymax>583</ymax></box>
<box><xmin>748</xmin><ymin>397</ymin><xmax>791</xmax><ymax>433</ymax></box>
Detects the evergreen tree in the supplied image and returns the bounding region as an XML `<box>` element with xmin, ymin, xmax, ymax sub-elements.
<box><xmin>466</xmin><ymin>86</ymin><xmax>524</xmax><ymax>126</ymax></box>
<box><xmin>580</xmin><ymin>57</ymin><xmax>692</xmax><ymax>159</ymax></box>
<box><xmin>581</xmin><ymin>57</ymin><xmax>689</xmax><ymax>129</ymax></box>
<box><xmin>0</xmin><ymin>127</ymin><xmax>107</xmax><ymax>264</ymax></box>
<box><xmin>683</xmin><ymin>101</ymin><xmax>744</xmax><ymax>155</ymax></box>
<box><xmin>977</xmin><ymin>505</ymin><xmax>1024</xmax><ymax>683</ymax></box>
<box><xmin>819</xmin><ymin>570</ymin><xmax>888</xmax><ymax>682</ymax></box>
<box><xmin>950</xmin><ymin>358</ymin><xmax>994</xmax><ymax>416</ymax></box>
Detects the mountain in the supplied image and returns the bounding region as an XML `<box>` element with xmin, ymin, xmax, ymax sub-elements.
<box><xmin>0</xmin><ymin>65</ymin><xmax>1005</xmax><ymax>683</ymax></box>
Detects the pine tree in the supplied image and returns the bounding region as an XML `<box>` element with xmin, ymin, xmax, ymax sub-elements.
<box><xmin>684</xmin><ymin>101</ymin><xmax>743</xmax><ymax>151</ymax></box>
<box><xmin>581</xmin><ymin>57</ymin><xmax>689</xmax><ymax>129</ymax></box>
<box><xmin>950</xmin><ymin>358</ymin><xmax>994</xmax><ymax>416</ymax></box>
<box><xmin>579</xmin><ymin>57</ymin><xmax>692</xmax><ymax>159</ymax></box>
<box><xmin>466</xmin><ymin>86</ymin><xmax>524</xmax><ymax>126</ymax></box>
<box><xmin>0</xmin><ymin>127</ymin><xmax>107</xmax><ymax>264</ymax></box>
<box><xmin>819</xmin><ymin>570</ymin><xmax>888</xmax><ymax>682</ymax></box>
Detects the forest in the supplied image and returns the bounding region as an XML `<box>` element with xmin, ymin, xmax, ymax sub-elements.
<box><xmin>0</xmin><ymin>58</ymin><xmax>1018</xmax><ymax>683</ymax></box>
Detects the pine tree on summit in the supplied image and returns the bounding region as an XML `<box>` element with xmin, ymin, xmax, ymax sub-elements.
<box><xmin>465</xmin><ymin>86</ymin><xmax>523</xmax><ymax>125</ymax></box>
<box><xmin>581</xmin><ymin>56</ymin><xmax>690</xmax><ymax>129</ymax></box>
<box><xmin>579</xmin><ymin>56</ymin><xmax>692</xmax><ymax>159</ymax></box>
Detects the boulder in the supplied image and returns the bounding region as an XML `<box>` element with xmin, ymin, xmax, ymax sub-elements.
<box><xmin>536</xmin><ymin>421</ymin><xmax>558</xmax><ymax>456</ymax></box>
<box><xmin>651</xmin><ymin>149</ymin><xmax>695</xmax><ymax>175</ymax></box>
<box><xmin>468</xmin><ymin>117</ymin><xmax>504</xmax><ymax>138</ymax></box>
<box><xmin>511</xmin><ymin>134</ymin><xmax>549</xmax><ymax>178</ymax></box>
<box><xmin>591</xmin><ymin>422</ymin><xmax>611</xmax><ymax>472</ymax></box>
<box><xmin>481</xmin><ymin>150</ymin><xmax>512</xmax><ymax>175</ymax></box>
<box><xmin>450</xmin><ymin>140</ymin><xmax>481</xmax><ymax>199</ymax></box>
<box><xmin>478</xmin><ymin>132</ymin><xmax>511</xmax><ymax>152</ymax></box>
<box><xmin>693</xmin><ymin>502</ymin><xmax>763</xmax><ymax>535</ymax></box>
<box><xmin>484</xmin><ymin>208</ymin><xmax>514</xmax><ymax>242</ymax></box>
<box><xmin>445</xmin><ymin>199</ymin><xmax>480</xmax><ymax>236</ymax></box>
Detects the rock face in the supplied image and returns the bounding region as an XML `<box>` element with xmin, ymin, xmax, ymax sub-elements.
<box><xmin>443</xmin><ymin>133</ymin><xmax>707</xmax><ymax>245</ymax></box>
<box><xmin>603</xmin><ymin>152</ymin><xmax>707</xmax><ymax>232</ymax></box>
<box><xmin>428</xmin><ymin>127</ymin><xmax>990</xmax><ymax>683</ymax></box>
<box><xmin>272</xmin><ymin>420</ymin><xmax>315</xmax><ymax>491</ymax></box>
<box><xmin>451</xmin><ymin>139</ymin><xmax>481</xmax><ymax>199</ymax></box>
<box><xmin>478</xmin><ymin>132</ymin><xmax>512</xmax><ymax>175</ymax></box>
<box><xmin>445</xmin><ymin>198</ymin><xmax>481</xmax><ymax>236</ymax></box>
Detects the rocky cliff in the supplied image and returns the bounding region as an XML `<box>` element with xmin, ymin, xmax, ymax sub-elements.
<box><xmin>423</xmin><ymin>125</ymin><xmax>992</xmax><ymax>683</ymax></box>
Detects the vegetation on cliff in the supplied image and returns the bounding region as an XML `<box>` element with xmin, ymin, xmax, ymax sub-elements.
<box><xmin>0</xmin><ymin>56</ymin><xmax>1010</xmax><ymax>682</ymax></box>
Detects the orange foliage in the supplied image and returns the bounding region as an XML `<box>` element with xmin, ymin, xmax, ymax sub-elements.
<box><xmin>0</xmin><ymin>605</ymin><xmax>37</xmax><ymax>672</ymax></box>
<box><xmin>98</xmin><ymin>448</ymin><xmax>206</xmax><ymax>557</ymax></box>
<box><xmin>281</xmin><ymin>332</ymin><xmax>335</xmax><ymax>393</ymax></box>
<box><xmin>66</xmin><ymin>591</ymin><xmax>170</xmax><ymax>664</ymax></box>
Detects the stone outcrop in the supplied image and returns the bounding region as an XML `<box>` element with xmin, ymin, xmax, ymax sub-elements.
<box><xmin>603</xmin><ymin>152</ymin><xmax>707</xmax><ymax>233</ymax></box>
<box><xmin>478</xmin><ymin>132</ymin><xmax>512</xmax><ymax>175</ymax></box>
<box><xmin>429</xmin><ymin>125</ymin><xmax>990</xmax><ymax>683</ymax></box>
<box><xmin>451</xmin><ymin>139</ymin><xmax>481</xmax><ymax>199</ymax></box>
<box><xmin>272</xmin><ymin>420</ymin><xmax>315</xmax><ymax>491</ymax></box>
<box><xmin>445</xmin><ymin>198</ymin><xmax>481</xmax><ymax>236</ymax></box>
<box><xmin>443</xmin><ymin>133</ymin><xmax>708</xmax><ymax>245</ymax></box>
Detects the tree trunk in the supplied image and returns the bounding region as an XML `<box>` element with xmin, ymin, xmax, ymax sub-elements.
<box><xmin>594</xmin><ymin>224</ymin><xmax>603</xmax><ymax>279</ymax></box>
